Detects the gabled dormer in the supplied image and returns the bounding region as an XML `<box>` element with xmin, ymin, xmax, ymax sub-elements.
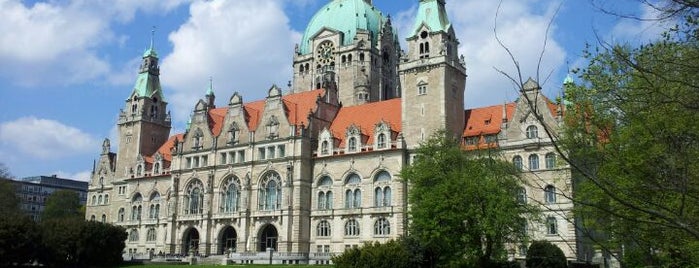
<box><xmin>346</xmin><ymin>124</ymin><xmax>362</xmax><ymax>153</ymax></box>
<box><xmin>374</xmin><ymin>121</ymin><xmax>392</xmax><ymax>150</ymax></box>
<box><xmin>318</xmin><ymin>128</ymin><xmax>335</xmax><ymax>156</ymax></box>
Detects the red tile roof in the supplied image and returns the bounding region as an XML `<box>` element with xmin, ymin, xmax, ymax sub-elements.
<box><xmin>329</xmin><ymin>98</ymin><xmax>401</xmax><ymax>147</ymax></box>
<box><xmin>463</xmin><ymin>103</ymin><xmax>515</xmax><ymax>137</ymax></box>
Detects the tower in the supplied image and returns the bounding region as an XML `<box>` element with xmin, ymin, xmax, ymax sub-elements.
<box><xmin>400</xmin><ymin>0</ymin><xmax>466</xmax><ymax>149</ymax></box>
<box><xmin>115</xmin><ymin>34</ymin><xmax>171</xmax><ymax>178</ymax></box>
<box><xmin>292</xmin><ymin>0</ymin><xmax>400</xmax><ymax>106</ymax></box>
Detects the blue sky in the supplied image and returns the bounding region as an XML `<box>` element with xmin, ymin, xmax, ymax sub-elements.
<box><xmin>0</xmin><ymin>0</ymin><xmax>666</xmax><ymax>181</ymax></box>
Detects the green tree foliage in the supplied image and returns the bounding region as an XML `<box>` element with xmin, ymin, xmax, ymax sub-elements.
<box><xmin>332</xmin><ymin>239</ymin><xmax>416</xmax><ymax>268</ymax></box>
<box><xmin>42</xmin><ymin>189</ymin><xmax>83</xmax><ymax>221</ymax></box>
<box><xmin>526</xmin><ymin>240</ymin><xmax>567</xmax><ymax>268</ymax></box>
<box><xmin>38</xmin><ymin>218</ymin><xmax>126</xmax><ymax>267</ymax></box>
<box><xmin>0</xmin><ymin>211</ymin><xmax>38</xmax><ymax>266</ymax></box>
<box><xmin>563</xmin><ymin>6</ymin><xmax>699</xmax><ymax>266</ymax></box>
<box><xmin>401</xmin><ymin>132</ymin><xmax>538</xmax><ymax>267</ymax></box>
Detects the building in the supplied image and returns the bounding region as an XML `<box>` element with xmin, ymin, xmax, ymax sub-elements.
<box><xmin>12</xmin><ymin>175</ymin><xmax>88</xmax><ymax>221</ymax></box>
<box><xmin>85</xmin><ymin>0</ymin><xmax>580</xmax><ymax>264</ymax></box>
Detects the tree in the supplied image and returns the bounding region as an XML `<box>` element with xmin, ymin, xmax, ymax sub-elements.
<box><xmin>401</xmin><ymin>131</ymin><xmax>538</xmax><ymax>267</ymax></box>
<box><xmin>42</xmin><ymin>189</ymin><xmax>83</xmax><ymax>221</ymax></box>
<box><xmin>332</xmin><ymin>239</ymin><xmax>416</xmax><ymax>268</ymax></box>
<box><xmin>526</xmin><ymin>240</ymin><xmax>567</xmax><ymax>268</ymax></box>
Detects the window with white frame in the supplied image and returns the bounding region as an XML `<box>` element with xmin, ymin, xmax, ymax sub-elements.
<box><xmin>529</xmin><ymin>154</ymin><xmax>540</xmax><ymax>170</ymax></box>
<box><xmin>417</xmin><ymin>81</ymin><xmax>428</xmax><ymax>95</ymax></box>
<box><xmin>317</xmin><ymin>176</ymin><xmax>333</xmax><ymax>210</ymax></box>
<box><xmin>374</xmin><ymin>218</ymin><xmax>390</xmax><ymax>236</ymax></box>
<box><xmin>545</xmin><ymin>153</ymin><xmax>556</xmax><ymax>169</ymax></box>
<box><xmin>377</xmin><ymin>133</ymin><xmax>387</xmax><ymax>149</ymax></box>
<box><xmin>321</xmin><ymin>140</ymin><xmax>329</xmax><ymax>155</ymax></box>
<box><xmin>513</xmin><ymin>155</ymin><xmax>523</xmax><ymax>170</ymax></box>
<box><xmin>221</xmin><ymin>176</ymin><xmax>241</xmax><ymax>213</ymax></box>
<box><xmin>317</xmin><ymin>220</ymin><xmax>331</xmax><ymax>237</ymax></box>
<box><xmin>348</xmin><ymin>137</ymin><xmax>357</xmax><ymax>152</ymax></box>
<box><xmin>546</xmin><ymin>217</ymin><xmax>558</xmax><ymax>235</ymax></box>
<box><xmin>345</xmin><ymin>219</ymin><xmax>360</xmax><ymax>236</ymax></box>
<box><xmin>118</xmin><ymin>208</ymin><xmax>125</xmax><ymax>222</ymax></box>
<box><xmin>149</xmin><ymin>192</ymin><xmax>160</xmax><ymax>219</ymax></box>
<box><xmin>146</xmin><ymin>227</ymin><xmax>157</xmax><ymax>242</ymax></box>
<box><xmin>517</xmin><ymin>187</ymin><xmax>527</xmax><ymax>204</ymax></box>
<box><xmin>131</xmin><ymin>193</ymin><xmax>143</xmax><ymax>221</ymax></box>
<box><xmin>544</xmin><ymin>185</ymin><xmax>557</xmax><ymax>204</ymax></box>
<box><xmin>344</xmin><ymin>173</ymin><xmax>362</xmax><ymax>209</ymax></box>
<box><xmin>258</xmin><ymin>172</ymin><xmax>282</xmax><ymax>211</ymax></box>
<box><xmin>184</xmin><ymin>179</ymin><xmax>204</xmax><ymax>214</ymax></box>
<box><xmin>374</xmin><ymin>171</ymin><xmax>392</xmax><ymax>207</ymax></box>
<box><xmin>526</xmin><ymin>125</ymin><xmax>538</xmax><ymax>139</ymax></box>
<box><xmin>129</xmin><ymin>229</ymin><xmax>139</xmax><ymax>242</ymax></box>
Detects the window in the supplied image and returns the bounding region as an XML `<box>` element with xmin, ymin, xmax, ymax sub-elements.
<box><xmin>317</xmin><ymin>221</ymin><xmax>331</xmax><ymax>237</ymax></box>
<box><xmin>258</xmin><ymin>147</ymin><xmax>266</xmax><ymax>160</ymax></box>
<box><xmin>186</xmin><ymin>157</ymin><xmax>192</xmax><ymax>168</ymax></box>
<box><xmin>92</xmin><ymin>195</ymin><xmax>97</xmax><ymax>205</ymax></box>
<box><xmin>192</xmin><ymin>129</ymin><xmax>204</xmax><ymax>150</ymax></box>
<box><xmin>418</xmin><ymin>85</ymin><xmax>427</xmax><ymax>95</ymax></box>
<box><xmin>146</xmin><ymin>227</ymin><xmax>157</xmax><ymax>242</ymax></box>
<box><xmin>377</xmin><ymin>133</ymin><xmax>387</xmax><ymax>149</ymax></box>
<box><xmin>258</xmin><ymin>172</ymin><xmax>282</xmax><ymax>211</ymax></box>
<box><xmin>513</xmin><ymin>156</ymin><xmax>523</xmax><ymax>170</ymax></box>
<box><xmin>266</xmin><ymin>116</ymin><xmax>280</xmax><ymax>139</ymax></box>
<box><xmin>529</xmin><ymin>154</ymin><xmax>540</xmax><ymax>170</ymax></box>
<box><xmin>90</xmin><ymin>215</ymin><xmax>96</xmax><ymax>221</ymax></box>
<box><xmin>153</xmin><ymin>163</ymin><xmax>160</xmax><ymax>174</ymax></box>
<box><xmin>345</xmin><ymin>219</ymin><xmax>360</xmax><ymax>236</ymax></box>
<box><xmin>228</xmin><ymin>123</ymin><xmax>240</xmax><ymax>145</ymax></box>
<box><xmin>344</xmin><ymin>173</ymin><xmax>362</xmax><ymax>209</ymax></box>
<box><xmin>129</xmin><ymin>229</ymin><xmax>139</xmax><ymax>242</ymax></box>
<box><xmin>321</xmin><ymin>141</ymin><xmax>329</xmax><ymax>155</ymax></box>
<box><xmin>149</xmin><ymin>192</ymin><xmax>161</xmax><ymax>219</ymax></box>
<box><xmin>221</xmin><ymin>176</ymin><xmax>241</xmax><ymax>213</ymax></box>
<box><xmin>544</xmin><ymin>185</ymin><xmax>557</xmax><ymax>204</ymax></box>
<box><xmin>317</xmin><ymin>176</ymin><xmax>333</xmax><ymax>210</ymax></box>
<box><xmin>517</xmin><ymin>187</ymin><xmax>527</xmax><ymax>204</ymax></box>
<box><xmin>484</xmin><ymin>135</ymin><xmax>497</xmax><ymax>144</ymax></box>
<box><xmin>277</xmin><ymin>145</ymin><xmax>285</xmax><ymax>157</ymax></box>
<box><xmin>185</xmin><ymin>180</ymin><xmax>204</xmax><ymax>214</ymax></box>
<box><xmin>348</xmin><ymin>137</ymin><xmax>357</xmax><ymax>152</ymax></box>
<box><xmin>465</xmin><ymin>136</ymin><xmax>479</xmax><ymax>145</ymax></box>
<box><xmin>546</xmin><ymin>217</ymin><xmax>558</xmax><ymax>235</ymax></box>
<box><xmin>545</xmin><ymin>153</ymin><xmax>556</xmax><ymax>169</ymax></box>
<box><xmin>374</xmin><ymin>218</ymin><xmax>390</xmax><ymax>236</ymax></box>
<box><xmin>268</xmin><ymin>146</ymin><xmax>275</xmax><ymax>159</ymax></box>
<box><xmin>104</xmin><ymin>194</ymin><xmax>109</xmax><ymax>204</ymax></box>
<box><xmin>131</xmin><ymin>193</ymin><xmax>143</xmax><ymax>220</ymax></box>
<box><xmin>526</xmin><ymin>125</ymin><xmax>538</xmax><ymax>139</ymax></box>
<box><xmin>237</xmin><ymin>151</ymin><xmax>245</xmax><ymax>163</ymax></box>
<box><xmin>220</xmin><ymin>153</ymin><xmax>227</xmax><ymax>164</ymax></box>
<box><xmin>101</xmin><ymin>214</ymin><xmax>106</xmax><ymax>223</ymax></box>
<box><xmin>118</xmin><ymin>208</ymin><xmax>125</xmax><ymax>222</ymax></box>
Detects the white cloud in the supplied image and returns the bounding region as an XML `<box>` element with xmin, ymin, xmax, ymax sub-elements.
<box><xmin>161</xmin><ymin>0</ymin><xmax>300</xmax><ymax>122</ymax></box>
<box><xmin>610</xmin><ymin>4</ymin><xmax>670</xmax><ymax>43</ymax></box>
<box><xmin>395</xmin><ymin>0</ymin><xmax>567</xmax><ymax>107</ymax></box>
<box><xmin>0</xmin><ymin>117</ymin><xmax>99</xmax><ymax>159</ymax></box>
<box><xmin>0</xmin><ymin>0</ymin><xmax>189</xmax><ymax>87</ymax></box>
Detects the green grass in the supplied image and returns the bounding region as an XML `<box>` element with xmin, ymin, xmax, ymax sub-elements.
<box><xmin>119</xmin><ymin>264</ymin><xmax>322</xmax><ymax>268</ymax></box>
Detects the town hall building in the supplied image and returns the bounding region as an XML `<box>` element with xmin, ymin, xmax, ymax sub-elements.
<box><xmin>85</xmin><ymin>0</ymin><xmax>581</xmax><ymax>264</ymax></box>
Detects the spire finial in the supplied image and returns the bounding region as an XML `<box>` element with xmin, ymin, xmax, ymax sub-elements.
<box><xmin>206</xmin><ymin>76</ymin><xmax>215</xmax><ymax>96</ymax></box>
<box><xmin>150</xmin><ymin>26</ymin><xmax>156</xmax><ymax>50</ymax></box>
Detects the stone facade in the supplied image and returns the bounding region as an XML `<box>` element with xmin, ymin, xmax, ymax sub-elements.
<box><xmin>85</xmin><ymin>0</ymin><xmax>581</xmax><ymax>264</ymax></box>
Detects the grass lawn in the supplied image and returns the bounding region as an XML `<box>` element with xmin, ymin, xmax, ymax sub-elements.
<box><xmin>119</xmin><ymin>264</ymin><xmax>322</xmax><ymax>268</ymax></box>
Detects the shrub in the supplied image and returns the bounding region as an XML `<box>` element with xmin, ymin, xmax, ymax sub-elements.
<box><xmin>526</xmin><ymin>240</ymin><xmax>567</xmax><ymax>268</ymax></box>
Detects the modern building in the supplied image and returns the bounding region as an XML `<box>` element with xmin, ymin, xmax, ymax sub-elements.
<box><xmin>12</xmin><ymin>175</ymin><xmax>88</xmax><ymax>221</ymax></box>
<box><xmin>85</xmin><ymin>0</ymin><xmax>581</xmax><ymax>264</ymax></box>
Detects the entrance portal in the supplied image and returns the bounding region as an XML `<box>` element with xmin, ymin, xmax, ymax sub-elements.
<box><xmin>258</xmin><ymin>224</ymin><xmax>278</xmax><ymax>252</ymax></box>
<box><xmin>219</xmin><ymin>226</ymin><xmax>237</xmax><ymax>254</ymax></box>
<box><xmin>183</xmin><ymin>228</ymin><xmax>200</xmax><ymax>255</ymax></box>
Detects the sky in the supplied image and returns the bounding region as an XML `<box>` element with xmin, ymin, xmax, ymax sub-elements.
<box><xmin>0</xmin><ymin>0</ymin><xmax>667</xmax><ymax>181</ymax></box>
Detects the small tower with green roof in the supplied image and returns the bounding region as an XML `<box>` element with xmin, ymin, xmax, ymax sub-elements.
<box><xmin>115</xmin><ymin>30</ymin><xmax>172</xmax><ymax>178</ymax></box>
<box><xmin>400</xmin><ymin>0</ymin><xmax>467</xmax><ymax>149</ymax></box>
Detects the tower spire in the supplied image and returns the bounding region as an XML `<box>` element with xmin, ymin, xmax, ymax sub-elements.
<box><xmin>206</xmin><ymin>77</ymin><xmax>216</xmax><ymax>108</ymax></box>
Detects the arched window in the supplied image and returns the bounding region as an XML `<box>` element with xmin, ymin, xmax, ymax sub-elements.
<box><xmin>321</xmin><ymin>140</ymin><xmax>329</xmax><ymax>155</ymax></box>
<box><xmin>341</xmin><ymin>55</ymin><xmax>347</xmax><ymax>64</ymax></box>
<box><xmin>90</xmin><ymin>215</ymin><xmax>95</xmax><ymax>221</ymax></box>
<box><xmin>526</xmin><ymin>125</ymin><xmax>538</xmax><ymax>139</ymax></box>
<box><xmin>129</xmin><ymin>229</ymin><xmax>139</xmax><ymax>242</ymax></box>
<box><xmin>546</xmin><ymin>217</ymin><xmax>558</xmax><ymax>235</ymax></box>
<box><xmin>359</xmin><ymin>53</ymin><xmax>365</xmax><ymax>62</ymax></box>
<box><xmin>136</xmin><ymin>164</ymin><xmax>143</xmax><ymax>176</ymax></box>
<box><xmin>517</xmin><ymin>187</ymin><xmax>527</xmax><ymax>204</ymax></box>
<box><xmin>266</xmin><ymin>116</ymin><xmax>280</xmax><ymax>139</ymax></box>
<box><xmin>374</xmin><ymin>218</ymin><xmax>390</xmax><ymax>236</ymax></box>
<box><xmin>345</xmin><ymin>219</ymin><xmax>360</xmax><ymax>236</ymax></box>
<box><xmin>104</xmin><ymin>194</ymin><xmax>109</xmax><ymax>204</ymax></box>
<box><xmin>348</xmin><ymin>137</ymin><xmax>357</xmax><ymax>152</ymax></box>
<box><xmin>317</xmin><ymin>220</ymin><xmax>331</xmax><ymax>237</ymax></box>
<box><xmin>131</xmin><ymin>193</ymin><xmax>143</xmax><ymax>220</ymax></box>
<box><xmin>98</xmin><ymin>195</ymin><xmax>103</xmax><ymax>205</ymax></box>
<box><xmin>373</xmin><ymin>171</ymin><xmax>393</xmax><ymax>208</ymax></box>
<box><xmin>185</xmin><ymin>180</ymin><xmax>204</xmax><ymax>215</ymax></box>
<box><xmin>529</xmin><ymin>154</ymin><xmax>540</xmax><ymax>170</ymax></box>
<box><xmin>545</xmin><ymin>153</ymin><xmax>556</xmax><ymax>169</ymax></box>
<box><xmin>383</xmin><ymin>187</ymin><xmax>392</xmax><ymax>207</ymax></box>
<box><xmin>344</xmin><ymin>173</ymin><xmax>362</xmax><ymax>209</ymax></box>
<box><xmin>149</xmin><ymin>192</ymin><xmax>161</xmax><ymax>219</ymax></box>
<box><xmin>377</xmin><ymin>133</ymin><xmax>387</xmax><ymax>149</ymax></box>
<box><xmin>316</xmin><ymin>176</ymin><xmax>334</xmax><ymax>211</ymax></box>
<box><xmin>118</xmin><ymin>208</ymin><xmax>125</xmax><ymax>222</ymax></box>
<box><xmin>513</xmin><ymin>155</ymin><xmax>523</xmax><ymax>170</ymax></box>
<box><xmin>348</xmin><ymin>54</ymin><xmax>353</xmax><ymax>62</ymax></box>
<box><xmin>146</xmin><ymin>227</ymin><xmax>157</xmax><ymax>242</ymax></box>
<box><xmin>154</xmin><ymin>163</ymin><xmax>160</xmax><ymax>174</ymax></box>
<box><xmin>221</xmin><ymin>176</ymin><xmax>241</xmax><ymax>213</ymax></box>
<box><xmin>192</xmin><ymin>129</ymin><xmax>204</xmax><ymax>149</ymax></box>
<box><xmin>258</xmin><ymin>172</ymin><xmax>282</xmax><ymax>211</ymax></box>
<box><xmin>544</xmin><ymin>185</ymin><xmax>557</xmax><ymax>204</ymax></box>
<box><xmin>101</xmin><ymin>214</ymin><xmax>106</xmax><ymax>223</ymax></box>
<box><xmin>92</xmin><ymin>195</ymin><xmax>97</xmax><ymax>205</ymax></box>
<box><xmin>374</xmin><ymin>187</ymin><xmax>383</xmax><ymax>207</ymax></box>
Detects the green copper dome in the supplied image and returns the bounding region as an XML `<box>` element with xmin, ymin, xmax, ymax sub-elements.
<box><xmin>299</xmin><ymin>0</ymin><xmax>387</xmax><ymax>55</ymax></box>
